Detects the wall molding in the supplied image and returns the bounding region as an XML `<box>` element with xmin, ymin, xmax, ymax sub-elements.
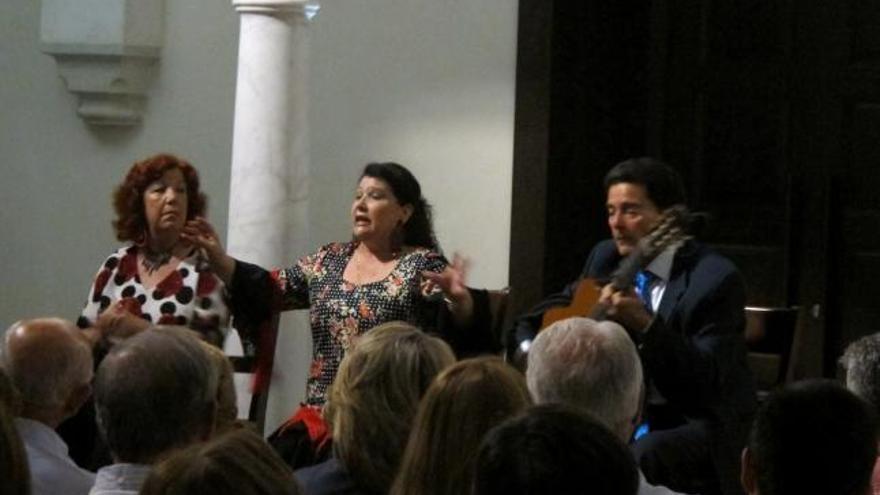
<box><xmin>40</xmin><ymin>0</ymin><xmax>164</xmax><ymax>126</ymax></box>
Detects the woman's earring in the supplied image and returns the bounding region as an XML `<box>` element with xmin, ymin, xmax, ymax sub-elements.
<box><xmin>135</xmin><ymin>227</ymin><xmax>147</xmax><ymax>246</ymax></box>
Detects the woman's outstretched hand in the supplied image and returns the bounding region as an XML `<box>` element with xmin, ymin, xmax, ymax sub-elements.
<box><xmin>181</xmin><ymin>217</ymin><xmax>236</xmax><ymax>285</ymax></box>
<box><xmin>422</xmin><ymin>254</ymin><xmax>474</xmax><ymax>326</ymax></box>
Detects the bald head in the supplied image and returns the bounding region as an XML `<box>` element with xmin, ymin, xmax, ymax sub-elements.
<box><xmin>526</xmin><ymin>317</ymin><xmax>643</xmax><ymax>440</ymax></box>
<box><xmin>3</xmin><ymin>318</ymin><xmax>93</xmax><ymax>422</ymax></box>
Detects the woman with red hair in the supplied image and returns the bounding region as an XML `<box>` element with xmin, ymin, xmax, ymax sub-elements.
<box><xmin>77</xmin><ymin>153</ymin><xmax>229</xmax><ymax>347</ymax></box>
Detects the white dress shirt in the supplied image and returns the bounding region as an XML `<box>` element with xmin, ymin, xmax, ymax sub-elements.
<box><xmin>641</xmin><ymin>246</ymin><xmax>677</xmax><ymax>406</ymax></box>
<box><xmin>642</xmin><ymin>245</ymin><xmax>677</xmax><ymax>313</ymax></box>
<box><xmin>15</xmin><ymin>417</ymin><xmax>95</xmax><ymax>495</ymax></box>
<box><xmin>639</xmin><ymin>470</ymin><xmax>687</xmax><ymax>495</ymax></box>
<box><xmin>89</xmin><ymin>463</ymin><xmax>151</xmax><ymax>495</ymax></box>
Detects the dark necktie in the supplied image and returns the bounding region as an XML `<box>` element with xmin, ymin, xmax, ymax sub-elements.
<box><xmin>634</xmin><ymin>270</ymin><xmax>656</xmax><ymax>314</ymax></box>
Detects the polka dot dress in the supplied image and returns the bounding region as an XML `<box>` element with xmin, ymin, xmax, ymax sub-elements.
<box><xmin>78</xmin><ymin>245</ymin><xmax>230</xmax><ymax>345</ymax></box>
<box><xmin>273</xmin><ymin>242</ymin><xmax>446</xmax><ymax>406</ymax></box>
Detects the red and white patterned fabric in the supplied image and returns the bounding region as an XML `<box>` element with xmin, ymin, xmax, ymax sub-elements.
<box><xmin>78</xmin><ymin>245</ymin><xmax>230</xmax><ymax>345</ymax></box>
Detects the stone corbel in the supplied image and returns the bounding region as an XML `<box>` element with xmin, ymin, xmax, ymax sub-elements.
<box><xmin>39</xmin><ymin>0</ymin><xmax>164</xmax><ymax>126</ymax></box>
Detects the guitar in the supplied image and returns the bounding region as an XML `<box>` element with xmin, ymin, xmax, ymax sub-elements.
<box><xmin>540</xmin><ymin>205</ymin><xmax>692</xmax><ymax>329</ymax></box>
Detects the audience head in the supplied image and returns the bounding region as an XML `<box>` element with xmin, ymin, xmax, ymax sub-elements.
<box><xmin>140</xmin><ymin>428</ymin><xmax>301</xmax><ymax>495</ymax></box>
<box><xmin>360</xmin><ymin>162</ymin><xmax>437</xmax><ymax>249</ymax></box>
<box><xmin>526</xmin><ymin>317</ymin><xmax>643</xmax><ymax>440</ymax></box>
<box><xmin>113</xmin><ymin>153</ymin><xmax>206</xmax><ymax>243</ymax></box>
<box><xmin>603</xmin><ymin>157</ymin><xmax>686</xmax><ymax>210</ymax></box>
<box><xmin>0</xmin><ymin>367</ymin><xmax>29</xmax><ymax>495</ymax></box>
<box><xmin>2</xmin><ymin>318</ymin><xmax>93</xmax><ymax>427</ymax></box>
<box><xmin>326</xmin><ymin>321</ymin><xmax>455</xmax><ymax>494</ymax></box>
<box><xmin>742</xmin><ymin>379</ymin><xmax>878</xmax><ymax>495</ymax></box>
<box><xmin>94</xmin><ymin>325</ymin><xmax>218</xmax><ymax>464</ymax></box>
<box><xmin>391</xmin><ymin>356</ymin><xmax>531</xmax><ymax>495</ymax></box>
<box><xmin>841</xmin><ymin>332</ymin><xmax>880</xmax><ymax>414</ymax></box>
<box><xmin>473</xmin><ymin>404</ymin><xmax>639</xmax><ymax>495</ymax></box>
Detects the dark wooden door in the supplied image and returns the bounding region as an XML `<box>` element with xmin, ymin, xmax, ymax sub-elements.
<box><xmin>510</xmin><ymin>0</ymin><xmax>880</xmax><ymax>377</ymax></box>
<box><xmin>649</xmin><ymin>0</ymin><xmax>813</xmax><ymax>372</ymax></box>
<box><xmin>822</xmin><ymin>0</ymin><xmax>880</xmax><ymax>374</ymax></box>
<box><xmin>653</xmin><ymin>0</ymin><xmax>880</xmax><ymax>376</ymax></box>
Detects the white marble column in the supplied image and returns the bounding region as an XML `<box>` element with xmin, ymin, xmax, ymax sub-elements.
<box><xmin>227</xmin><ymin>0</ymin><xmax>318</xmax><ymax>433</ymax></box>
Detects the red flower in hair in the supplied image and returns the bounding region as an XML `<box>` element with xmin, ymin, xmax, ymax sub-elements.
<box><xmin>155</xmin><ymin>270</ymin><xmax>184</xmax><ymax>299</ymax></box>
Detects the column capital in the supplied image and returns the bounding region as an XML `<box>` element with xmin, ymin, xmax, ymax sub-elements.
<box><xmin>233</xmin><ymin>0</ymin><xmax>319</xmax><ymax>19</ymax></box>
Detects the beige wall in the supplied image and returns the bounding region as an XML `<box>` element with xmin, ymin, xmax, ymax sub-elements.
<box><xmin>307</xmin><ymin>1</ymin><xmax>517</xmax><ymax>287</ymax></box>
<box><xmin>0</xmin><ymin>0</ymin><xmax>238</xmax><ymax>324</ymax></box>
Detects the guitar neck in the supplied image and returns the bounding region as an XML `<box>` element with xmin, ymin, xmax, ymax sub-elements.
<box><xmin>539</xmin><ymin>206</ymin><xmax>689</xmax><ymax>331</ymax></box>
<box><xmin>608</xmin><ymin>252</ymin><xmax>647</xmax><ymax>292</ymax></box>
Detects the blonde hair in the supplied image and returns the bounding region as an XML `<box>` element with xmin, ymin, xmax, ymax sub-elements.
<box><xmin>391</xmin><ymin>356</ymin><xmax>531</xmax><ymax>495</ymax></box>
<box><xmin>326</xmin><ymin>321</ymin><xmax>455</xmax><ymax>494</ymax></box>
<box><xmin>199</xmin><ymin>340</ymin><xmax>238</xmax><ymax>433</ymax></box>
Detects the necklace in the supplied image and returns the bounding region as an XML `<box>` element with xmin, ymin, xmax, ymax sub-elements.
<box><xmin>141</xmin><ymin>246</ymin><xmax>173</xmax><ymax>274</ymax></box>
<box><xmin>354</xmin><ymin>242</ymin><xmax>400</xmax><ymax>263</ymax></box>
<box><xmin>347</xmin><ymin>244</ymin><xmax>400</xmax><ymax>283</ymax></box>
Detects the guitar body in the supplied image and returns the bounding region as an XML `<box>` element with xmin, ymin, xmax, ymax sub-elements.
<box><xmin>540</xmin><ymin>278</ymin><xmax>605</xmax><ymax>329</ymax></box>
<box><xmin>536</xmin><ymin>205</ymin><xmax>690</xmax><ymax>332</ymax></box>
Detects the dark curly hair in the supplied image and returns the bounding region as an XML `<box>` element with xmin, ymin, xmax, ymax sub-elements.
<box><xmin>603</xmin><ymin>157</ymin><xmax>686</xmax><ymax>210</ymax></box>
<box><xmin>112</xmin><ymin>154</ymin><xmax>207</xmax><ymax>243</ymax></box>
<box><xmin>361</xmin><ymin>162</ymin><xmax>437</xmax><ymax>250</ymax></box>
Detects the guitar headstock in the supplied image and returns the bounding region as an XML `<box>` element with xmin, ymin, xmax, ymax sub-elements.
<box><xmin>635</xmin><ymin>205</ymin><xmax>691</xmax><ymax>263</ymax></box>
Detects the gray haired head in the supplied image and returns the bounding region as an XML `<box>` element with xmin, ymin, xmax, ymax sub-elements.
<box><xmin>526</xmin><ymin>317</ymin><xmax>643</xmax><ymax>440</ymax></box>
<box><xmin>94</xmin><ymin>326</ymin><xmax>218</xmax><ymax>464</ymax></box>
<box><xmin>841</xmin><ymin>332</ymin><xmax>880</xmax><ymax>414</ymax></box>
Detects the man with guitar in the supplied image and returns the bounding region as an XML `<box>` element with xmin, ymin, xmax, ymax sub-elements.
<box><xmin>510</xmin><ymin>158</ymin><xmax>756</xmax><ymax>495</ymax></box>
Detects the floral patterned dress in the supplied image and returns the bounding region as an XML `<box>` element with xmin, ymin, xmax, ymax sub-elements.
<box><xmin>256</xmin><ymin>242</ymin><xmax>447</xmax><ymax>406</ymax></box>
<box><xmin>77</xmin><ymin>245</ymin><xmax>230</xmax><ymax>345</ymax></box>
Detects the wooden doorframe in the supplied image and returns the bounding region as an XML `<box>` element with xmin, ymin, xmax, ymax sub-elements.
<box><xmin>508</xmin><ymin>0</ymin><xmax>553</xmax><ymax>319</ymax></box>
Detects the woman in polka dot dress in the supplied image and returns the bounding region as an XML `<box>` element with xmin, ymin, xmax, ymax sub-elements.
<box><xmin>78</xmin><ymin>154</ymin><xmax>229</xmax><ymax>348</ymax></box>
<box><xmin>184</xmin><ymin>162</ymin><xmax>495</xmax><ymax>408</ymax></box>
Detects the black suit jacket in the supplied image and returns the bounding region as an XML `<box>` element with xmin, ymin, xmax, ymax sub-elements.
<box><xmin>511</xmin><ymin>239</ymin><xmax>756</xmax><ymax>487</ymax></box>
